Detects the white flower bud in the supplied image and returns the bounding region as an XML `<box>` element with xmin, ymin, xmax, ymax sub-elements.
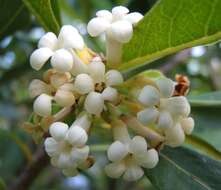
<box><xmin>101</xmin><ymin>87</ymin><xmax>118</xmax><ymax>102</ymax></box>
<box><xmin>138</xmin><ymin>85</ymin><xmax>160</xmax><ymax>106</ymax></box>
<box><xmin>74</xmin><ymin>74</ymin><xmax>94</xmax><ymax>94</ymax></box>
<box><xmin>123</xmin><ymin>164</ymin><xmax>144</xmax><ymax>181</ymax></box>
<box><xmin>66</xmin><ymin>126</ymin><xmax>88</xmax><ymax>146</ymax></box>
<box><xmin>29</xmin><ymin>79</ymin><xmax>50</xmax><ymax>98</ymax></box>
<box><xmin>137</xmin><ymin>108</ymin><xmax>159</xmax><ymax>125</ymax></box>
<box><xmin>49</xmin><ymin>122</ymin><xmax>69</xmax><ymax>141</ymax></box>
<box><xmin>105</xmin><ymin>70</ymin><xmax>123</xmax><ymax>86</ymax></box>
<box><xmin>157</xmin><ymin>111</ymin><xmax>173</xmax><ymax>129</ymax></box>
<box><xmin>107</xmin><ymin>141</ymin><xmax>128</xmax><ymax>162</ymax></box>
<box><xmin>44</xmin><ymin>137</ymin><xmax>58</xmax><ymax>157</ymax></box>
<box><xmin>71</xmin><ymin>146</ymin><xmax>89</xmax><ymax>164</ymax></box>
<box><xmin>33</xmin><ymin>94</ymin><xmax>52</xmax><ymax>116</ymax></box>
<box><xmin>165</xmin><ymin>123</ymin><xmax>185</xmax><ymax>147</ymax></box>
<box><xmin>167</xmin><ymin>96</ymin><xmax>190</xmax><ymax>117</ymax></box>
<box><xmin>112</xmin><ymin>6</ymin><xmax>129</xmax><ymax>19</ymax></box>
<box><xmin>84</xmin><ymin>92</ymin><xmax>104</xmax><ymax>115</ymax></box>
<box><xmin>108</xmin><ymin>20</ymin><xmax>133</xmax><ymax>43</ymax></box>
<box><xmin>51</xmin><ymin>49</ymin><xmax>73</xmax><ymax>72</ymax></box>
<box><xmin>105</xmin><ymin>162</ymin><xmax>125</xmax><ymax>178</ymax></box>
<box><xmin>96</xmin><ymin>10</ymin><xmax>112</xmax><ymax>22</ymax></box>
<box><xmin>88</xmin><ymin>59</ymin><xmax>105</xmax><ymax>83</ymax></box>
<box><xmin>129</xmin><ymin>136</ymin><xmax>147</xmax><ymax>154</ymax></box>
<box><xmin>181</xmin><ymin>117</ymin><xmax>194</xmax><ymax>135</ymax></box>
<box><xmin>30</xmin><ymin>47</ymin><xmax>53</xmax><ymax>70</ymax></box>
<box><xmin>87</xmin><ymin>17</ymin><xmax>110</xmax><ymax>37</ymax></box>
<box><xmin>155</xmin><ymin>78</ymin><xmax>175</xmax><ymax>98</ymax></box>
<box><xmin>58</xmin><ymin>25</ymin><xmax>84</xmax><ymax>50</ymax></box>
<box><xmin>54</xmin><ymin>89</ymin><xmax>75</xmax><ymax>107</ymax></box>
<box><xmin>124</xmin><ymin>12</ymin><xmax>143</xmax><ymax>25</ymax></box>
<box><xmin>38</xmin><ymin>32</ymin><xmax>58</xmax><ymax>50</ymax></box>
<box><xmin>139</xmin><ymin>149</ymin><xmax>159</xmax><ymax>169</ymax></box>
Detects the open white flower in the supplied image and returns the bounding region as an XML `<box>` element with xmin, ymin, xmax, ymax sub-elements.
<box><xmin>30</xmin><ymin>25</ymin><xmax>84</xmax><ymax>72</ymax></box>
<box><xmin>87</xmin><ymin>6</ymin><xmax>143</xmax><ymax>66</ymax></box>
<box><xmin>137</xmin><ymin>77</ymin><xmax>193</xmax><ymax>147</ymax></box>
<box><xmin>44</xmin><ymin>120</ymin><xmax>92</xmax><ymax>176</ymax></box>
<box><xmin>105</xmin><ymin>121</ymin><xmax>159</xmax><ymax>181</ymax></box>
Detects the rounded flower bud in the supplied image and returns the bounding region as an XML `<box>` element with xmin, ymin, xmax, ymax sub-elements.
<box><xmin>105</xmin><ymin>70</ymin><xmax>123</xmax><ymax>86</ymax></box>
<box><xmin>49</xmin><ymin>122</ymin><xmax>69</xmax><ymax>141</ymax></box>
<box><xmin>180</xmin><ymin>117</ymin><xmax>194</xmax><ymax>135</ymax></box>
<box><xmin>38</xmin><ymin>32</ymin><xmax>58</xmax><ymax>50</ymax></box>
<box><xmin>105</xmin><ymin>162</ymin><xmax>126</xmax><ymax>179</ymax></box>
<box><xmin>44</xmin><ymin>137</ymin><xmax>58</xmax><ymax>157</ymax></box>
<box><xmin>125</xmin><ymin>12</ymin><xmax>143</xmax><ymax>25</ymax></box>
<box><xmin>51</xmin><ymin>49</ymin><xmax>73</xmax><ymax>72</ymax></box>
<box><xmin>107</xmin><ymin>141</ymin><xmax>128</xmax><ymax>162</ymax></box>
<box><xmin>54</xmin><ymin>89</ymin><xmax>75</xmax><ymax>107</ymax></box>
<box><xmin>88</xmin><ymin>59</ymin><xmax>105</xmax><ymax>83</ymax></box>
<box><xmin>137</xmin><ymin>108</ymin><xmax>159</xmax><ymax>125</ymax></box>
<box><xmin>101</xmin><ymin>87</ymin><xmax>118</xmax><ymax>102</ymax></box>
<box><xmin>74</xmin><ymin>74</ymin><xmax>94</xmax><ymax>94</ymax></box>
<box><xmin>70</xmin><ymin>146</ymin><xmax>89</xmax><ymax>164</ymax></box>
<box><xmin>66</xmin><ymin>126</ymin><xmax>88</xmax><ymax>146</ymax></box>
<box><xmin>165</xmin><ymin>123</ymin><xmax>185</xmax><ymax>147</ymax></box>
<box><xmin>30</xmin><ymin>47</ymin><xmax>53</xmax><ymax>70</ymax></box>
<box><xmin>157</xmin><ymin>111</ymin><xmax>173</xmax><ymax>129</ymax></box>
<box><xmin>96</xmin><ymin>10</ymin><xmax>112</xmax><ymax>22</ymax></box>
<box><xmin>123</xmin><ymin>165</ymin><xmax>144</xmax><ymax>181</ymax></box>
<box><xmin>84</xmin><ymin>92</ymin><xmax>104</xmax><ymax>115</ymax></box>
<box><xmin>33</xmin><ymin>94</ymin><xmax>52</xmax><ymax>116</ymax></box>
<box><xmin>112</xmin><ymin>6</ymin><xmax>129</xmax><ymax>19</ymax></box>
<box><xmin>71</xmin><ymin>114</ymin><xmax>91</xmax><ymax>131</ymax></box>
<box><xmin>140</xmin><ymin>149</ymin><xmax>159</xmax><ymax>169</ymax></box>
<box><xmin>138</xmin><ymin>85</ymin><xmax>160</xmax><ymax>106</ymax></box>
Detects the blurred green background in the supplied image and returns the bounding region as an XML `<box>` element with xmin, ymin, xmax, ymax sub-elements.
<box><xmin>1</xmin><ymin>0</ymin><xmax>221</xmax><ymax>189</ymax></box>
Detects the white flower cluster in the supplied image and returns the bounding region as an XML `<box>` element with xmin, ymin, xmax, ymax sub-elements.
<box><xmin>44</xmin><ymin>114</ymin><xmax>92</xmax><ymax>176</ymax></box>
<box><xmin>137</xmin><ymin>77</ymin><xmax>194</xmax><ymax>147</ymax></box>
<box><xmin>105</xmin><ymin>121</ymin><xmax>158</xmax><ymax>181</ymax></box>
<box><xmin>87</xmin><ymin>6</ymin><xmax>143</xmax><ymax>65</ymax></box>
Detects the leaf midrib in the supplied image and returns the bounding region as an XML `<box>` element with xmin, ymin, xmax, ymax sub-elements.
<box><xmin>161</xmin><ymin>153</ymin><xmax>211</xmax><ymax>190</ymax></box>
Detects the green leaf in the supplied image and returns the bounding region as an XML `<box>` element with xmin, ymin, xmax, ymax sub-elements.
<box><xmin>145</xmin><ymin>147</ymin><xmax>221</xmax><ymax>190</ymax></box>
<box><xmin>121</xmin><ymin>0</ymin><xmax>221</xmax><ymax>71</ymax></box>
<box><xmin>0</xmin><ymin>178</ymin><xmax>6</xmax><ymax>190</ymax></box>
<box><xmin>188</xmin><ymin>91</ymin><xmax>221</xmax><ymax>107</ymax></box>
<box><xmin>22</xmin><ymin>0</ymin><xmax>61</xmax><ymax>34</ymax></box>
<box><xmin>0</xmin><ymin>0</ymin><xmax>30</xmax><ymax>40</ymax></box>
<box><xmin>186</xmin><ymin>135</ymin><xmax>221</xmax><ymax>160</ymax></box>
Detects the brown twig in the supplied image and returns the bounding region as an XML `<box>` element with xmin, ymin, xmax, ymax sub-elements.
<box><xmin>7</xmin><ymin>146</ymin><xmax>49</xmax><ymax>190</ymax></box>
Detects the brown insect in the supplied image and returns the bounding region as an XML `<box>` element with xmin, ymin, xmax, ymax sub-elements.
<box><xmin>173</xmin><ymin>74</ymin><xmax>190</xmax><ymax>96</ymax></box>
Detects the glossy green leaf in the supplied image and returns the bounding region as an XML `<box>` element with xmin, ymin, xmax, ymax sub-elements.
<box><xmin>22</xmin><ymin>0</ymin><xmax>61</xmax><ymax>34</ymax></box>
<box><xmin>121</xmin><ymin>0</ymin><xmax>221</xmax><ymax>71</ymax></box>
<box><xmin>188</xmin><ymin>91</ymin><xmax>221</xmax><ymax>107</ymax></box>
<box><xmin>145</xmin><ymin>147</ymin><xmax>221</xmax><ymax>190</ymax></box>
<box><xmin>0</xmin><ymin>0</ymin><xmax>30</xmax><ymax>40</ymax></box>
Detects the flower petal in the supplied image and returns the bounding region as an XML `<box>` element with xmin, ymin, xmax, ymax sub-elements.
<box><xmin>71</xmin><ymin>113</ymin><xmax>91</xmax><ymax>131</ymax></box>
<box><xmin>33</xmin><ymin>94</ymin><xmax>52</xmax><ymax>116</ymax></box>
<box><xmin>157</xmin><ymin>111</ymin><xmax>173</xmax><ymax>129</ymax></box>
<box><xmin>87</xmin><ymin>17</ymin><xmax>110</xmax><ymax>37</ymax></box>
<box><xmin>62</xmin><ymin>167</ymin><xmax>79</xmax><ymax>177</ymax></box>
<box><xmin>137</xmin><ymin>107</ymin><xmax>159</xmax><ymax>125</ymax></box>
<box><xmin>28</xmin><ymin>79</ymin><xmax>50</xmax><ymax>98</ymax></box>
<box><xmin>155</xmin><ymin>77</ymin><xmax>175</xmax><ymax>98</ymax></box>
<box><xmin>74</xmin><ymin>73</ymin><xmax>94</xmax><ymax>94</ymax></box>
<box><xmin>108</xmin><ymin>20</ymin><xmax>133</xmax><ymax>43</ymax></box>
<box><xmin>112</xmin><ymin>6</ymin><xmax>129</xmax><ymax>20</ymax></box>
<box><xmin>107</xmin><ymin>141</ymin><xmax>128</xmax><ymax>162</ymax></box>
<box><xmin>38</xmin><ymin>32</ymin><xmax>58</xmax><ymax>50</ymax></box>
<box><xmin>124</xmin><ymin>12</ymin><xmax>143</xmax><ymax>25</ymax></box>
<box><xmin>58</xmin><ymin>25</ymin><xmax>84</xmax><ymax>50</ymax></box>
<box><xmin>49</xmin><ymin>122</ymin><xmax>69</xmax><ymax>141</ymax></box>
<box><xmin>129</xmin><ymin>136</ymin><xmax>147</xmax><ymax>154</ymax></box>
<box><xmin>180</xmin><ymin>117</ymin><xmax>194</xmax><ymax>135</ymax></box>
<box><xmin>123</xmin><ymin>164</ymin><xmax>144</xmax><ymax>181</ymax></box>
<box><xmin>105</xmin><ymin>162</ymin><xmax>126</xmax><ymax>178</ymax></box>
<box><xmin>54</xmin><ymin>89</ymin><xmax>75</xmax><ymax>107</ymax></box>
<box><xmin>57</xmin><ymin>152</ymin><xmax>72</xmax><ymax>169</ymax></box>
<box><xmin>138</xmin><ymin>85</ymin><xmax>160</xmax><ymax>106</ymax></box>
<box><xmin>66</xmin><ymin>126</ymin><xmax>88</xmax><ymax>146</ymax></box>
<box><xmin>44</xmin><ymin>137</ymin><xmax>58</xmax><ymax>157</ymax></box>
<box><xmin>102</xmin><ymin>87</ymin><xmax>118</xmax><ymax>102</ymax></box>
<box><xmin>96</xmin><ymin>10</ymin><xmax>112</xmax><ymax>22</ymax></box>
<box><xmin>88</xmin><ymin>58</ymin><xmax>105</xmax><ymax>83</ymax></box>
<box><xmin>30</xmin><ymin>47</ymin><xmax>53</xmax><ymax>70</ymax></box>
<box><xmin>105</xmin><ymin>70</ymin><xmax>123</xmax><ymax>86</ymax></box>
<box><xmin>84</xmin><ymin>92</ymin><xmax>104</xmax><ymax>115</ymax></box>
<box><xmin>70</xmin><ymin>146</ymin><xmax>89</xmax><ymax>164</ymax></box>
<box><xmin>51</xmin><ymin>49</ymin><xmax>73</xmax><ymax>72</ymax></box>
